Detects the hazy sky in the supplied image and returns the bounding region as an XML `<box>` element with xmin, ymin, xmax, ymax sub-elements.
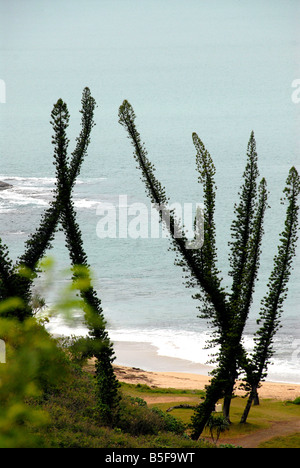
<box><xmin>1</xmin><ymin>0</ymin><xmax>299</xmax><ymax>52</ymax></box>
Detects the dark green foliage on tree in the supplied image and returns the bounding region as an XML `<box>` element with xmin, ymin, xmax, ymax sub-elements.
<box><xmin>0</xmin><ymin>234</ymin><xmax>33</xmax><ymax>321</ymax></box>
<box><xmin>240</xmin><ymin>167</ymin><xmax>300</xmax><ymax>423</ymax></box>
<box><xmin>0</xmin><ymin>88</ymin><xmax>120</xmax><ymax>425</ymax></box>
<box><xmin>50</xmin><ymin>99</ymin><xmax>120</xmax><ymax>423</ymax></box>
<box><xmin>0</xmin><ymin>88</ymin><xmax>97</xmax><ymax>319</ymax></box>
<box><xmin>193</xmin><ymin>132</ymin><xmax>218</xmax><ymax>282</ymax></box>
<box><xmin>0</xmin><ymin>239</ymin><xmax>16</xmax><ymax>301</ymax></box>
<box><xmin>118</xmin><ymin>99</ymin><xmax>299</xmax><ymax>438</ymax></box>
<box><xmin>229</xmin><ymin>132</ymin><xmax>260</xmax><ymax>306</ymax></box>
<box><xmin>220</xmin><ymin>172</ymin><xmax>269</xmax><ymax>421</ymax></box>
<box><xmin>19</xmin><ymin>87</ymin><xmax>96</xmax><ymax>272</ymax></box>
<box><xmin>118</xmin><ymin>101</ymin><xmax>229</xmax><ymax>337</ymax></box>
<box><xmin>191</xmin><ymin>133</ymin><xmax>228</xmax><ymax>338</ymax></box>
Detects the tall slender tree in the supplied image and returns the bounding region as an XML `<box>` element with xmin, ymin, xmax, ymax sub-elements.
<box><xmin>51</xmin><ymin>100</ymin><xmax>121</xmax><ymax>422</ymax></box>
<box><xmin>0</xmin><ymin>89</ymin><xmax>121</xmax><ymax>423</ymax></box>
<box><xmin>229</xmin><ymin>132</ymin><xmax>260</xmax><ymax>305</ymax></box>
<box><xmin>118</xmin><ymin>100</ymin><xmax>233</xmax><ymax>435</ymax></box>
<box><xmin>19</xmin><ymin>87</ymin><xmax>96</xmax><ymax>273</ymax></box>
<box><xmin>0</xmin><ymin>88</ymin><xmax>97</xmax><ymax>320</ymax></box>
<box><xmin>118</xmin><ymin>99</ymin><xmax>297</xmax><ymax>438</ymax></box>
<box><xmin>221</xmin><ymin>142</ymin><xmax>268</xmax><ymax>420</ymax></box>
<box><xmin>118</xmin><ymin>100</ymin><xmax>229</xmax><ymax>334</ymax></box>
<box><xmin>240</xmin><ymin>167</ymin><xmax>299</xmax><ymax>423</ymax></box>
<box><xmin>191</xmin><ymin>133</ymin><xmax>225</xmax><ymax>314</ymax></box>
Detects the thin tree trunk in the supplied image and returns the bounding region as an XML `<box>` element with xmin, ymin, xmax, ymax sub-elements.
<box><xmin>192</xmin><ymin>365</ymin><xmax>234</xmax><ymax>439</ymax></box>
<box><xmin>253</xmin><ymin>389</ymin><xmax>260</xmax><ymax>406</ymax></box>
<box><xmin>194</xmin><ymin>398</ymin><xmax>220</xmax><ymax>440</ymax></box>
<box><xmin>223</xmin><ymin>395</ymin><xmax>232</xmax><ymax>422</ymax></box>
<box><xmin>240</xmin><ymin>386</ymin><xmax>258</xmax><ymax>424</ymax></box>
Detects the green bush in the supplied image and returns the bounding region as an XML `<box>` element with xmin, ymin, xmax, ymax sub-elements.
<box><xmin>117</xmin><ymin>395</ymin><xmax>185</xmax><ymax>436</ymax></box>
<box><xmin>151</xmin><ymin>407</ymin><xmax>186</xmax><ymax>435</ymax></box>
<box><xmin>0</xmin><ymin>317</ymin><xmax>70</xmax><ymax>448</ymax></box>
<box><xmin>292</xmin><ymin>397</ymin><xmax>300</xmax><ymax>405</ymax></box>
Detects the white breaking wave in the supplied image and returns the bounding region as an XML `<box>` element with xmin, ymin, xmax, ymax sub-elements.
<box><xmin>0</xmin><ymin>176</ymin><xmax>103</xmax><ymax>211</ymax></box>
<box><xmin>74</xmin><ymin>199</ymin><xmax>100</xmax><ymax>209</ymax></box>
<box><xmin>44</xmin><ymin>313</ymin><xmax>300</xmax><ymax>384</ymax></box>
<box><xmin>0</xmin><ymin>176</ymin><xmax>54</xmax><ymax>208</ymax></box>
<box><xmin>109</xmin><ymin>327</ymin><xmax>216</xmax><ymax>366</ymax></box>
<box><xmin>0</xmin><ymin>176</ymin><xmax>56</xmax><ymax>185</ymax></box>
<box><xmin>45</xmin><ymin>313</ymin><xmax>89</xmax><ymax>338</ymax></box>
<box><xmin>0</xmin><ymin>188</ymin><xmax>50</xmax><ymax>206</ymax></box>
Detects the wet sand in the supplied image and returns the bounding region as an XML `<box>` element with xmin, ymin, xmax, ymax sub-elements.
<box><xmin>111</xmin><ymin>340</ymin><xmax>300</xmax><ymax>401</ymax></box>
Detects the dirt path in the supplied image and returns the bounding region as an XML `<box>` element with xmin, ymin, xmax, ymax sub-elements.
<box><xmin>141</xmin><ymin>393</ymin><xmax>300</xmax><ymax>448</ymax></box>
<box><xmin>142</xmin><ymin>395</ymin><xmax>197</xmax><ymax>405</ymax></box>
<box><xmin>219</xmin><ymin>419</ymin><xmax>300</xmax><ymax>448</ymax></box>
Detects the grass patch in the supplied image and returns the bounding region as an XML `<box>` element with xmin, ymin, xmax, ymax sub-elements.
<box><xmin>138</xmin><ymin>388</ymin><xmax>300</xmax><ymax>445</ymax></box>
<box><xmin>259</xmin><ymin>433</ymin><xmax>300</xmax><ymax>449</ymax></box>
<box><xmin>121</xmin><ymin>382</ymin><xmax>205</xmax><ymax>397</ymax></box>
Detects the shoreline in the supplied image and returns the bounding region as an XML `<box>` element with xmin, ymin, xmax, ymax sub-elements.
<box><xmin>112</xmin><ymin>365</ymin><xmax>300</xmax><ymax>401</ymax></box>
<box><xmin>111</xmin><ymin>340</ymin><xmax>300</xmax><ymax>401</ymax></box>
<box><xmin>113</xmin><ymin>340</ymin><xmax>214</xmax><ymax>375</ymax></box>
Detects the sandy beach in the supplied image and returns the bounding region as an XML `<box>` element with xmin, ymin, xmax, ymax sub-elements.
<box><xmin>113</xmin><ymin>365</ymin><xmax>300</xmax><ymax>401</ymax></box>
<box><xmin>111</xmin><ymin>341</ymin><xmax>300</xmax><ymax>401</ymax></box>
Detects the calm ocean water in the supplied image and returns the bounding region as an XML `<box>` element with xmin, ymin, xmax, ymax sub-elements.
<box><xmin>1</xmin><ymin>0</ymin><xmax>299</xmax><ymax>383</ymax></box>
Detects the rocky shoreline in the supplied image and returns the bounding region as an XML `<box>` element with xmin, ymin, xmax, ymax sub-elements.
<box><xmin>0</xmin><ymin>181</ymin><xmax>12</xmax><ymax>191</ymax></box>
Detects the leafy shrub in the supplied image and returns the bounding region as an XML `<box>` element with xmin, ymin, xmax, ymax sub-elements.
<box><xmin>117</xmin><ymin>395</ymin><xmax>185</xmax><ymax>436</ymax></box>
<box><xmin>205</xmin><ymin>414</ymin><xmax>230</xmax><ymax>444</ymax></box>
<box><xmin>0</xmin><ymin>316</ymin><xmax>70</xmax><ymax>447</ymax></box>
<box><xmin>151</xmin><ymin>407</ymin><xmax>185</xmax><ymax>435</ymax></box>
<box><xmin>292</xmin><ymin>397</ymin><xmax>300</xmax><ymax>405</ymax></box>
